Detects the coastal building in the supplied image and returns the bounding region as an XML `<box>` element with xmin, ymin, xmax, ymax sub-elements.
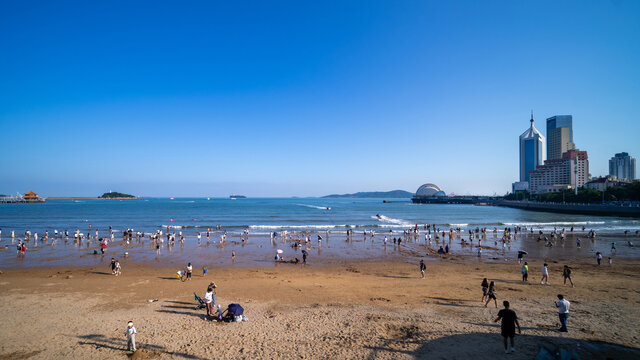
<box><xmin>609</xmin><ymin>152</ymin><xmax>636</xmax><ymax>180</ymax></box>
<box><xmin>519</xmin><ymin>113</ymin><xmax>545</xmax><ymax>183</ymax></box>
<box><xmin>511</xmin><ymin>181</ymin><xmax>529</xmax><ymax>193</ymax></box>
<box><xmin>584</xmin><ymin>176</ymin><xmax>632</xmax><ymax>192</ymax></box>
<box><xmin>414</xmin><ymin>183</ymin><xmax>446</xmax><ymax>197</ymax></box>
<box><xmin>23</xmin><ymin>191</ymin><xmax>41</xmax><ymax>201</ymax></box>
<box><xmin>546</xmin><ymin>115</ymin><xmax>574</xmax><ymax>160</ymax></box>
<box><xmin>529</xmin><ymin>149</ymin><xmax>590</xmax><ymax>194</ymax></box>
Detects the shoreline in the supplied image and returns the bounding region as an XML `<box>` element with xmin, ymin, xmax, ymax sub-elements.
<box><xmin>45</xmin><ymin>197</ymin><xmax>140</xmax><ymax>201</ymax></box>
<box><xmin>1</xmin><ymin>259</ymin><xmax>639</xmax><ymax>359</ymax></box>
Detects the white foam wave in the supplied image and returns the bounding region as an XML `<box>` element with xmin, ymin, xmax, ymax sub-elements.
<box><xmin>449</xmin><ymin>223</ymin><xmax>469</xmax><ymax>227</ymax></box>
<box><xmin>162</xmin><ymin>225</ymin><xmax>183</xmax><ymax>229</ymax></box>
<box><xmin>297</xmin><ymin>204</ymin><xmax>331</xmax><ymax>210</ymax></box>
<box><xmin>372</xmin><ymin>215</ymin><xmax>412</xmax><ymax>226</ymax></box>
<box><xmin>502</xmin><ymin>221</ymin><xmax>606</xmax><ymax>226</ymax></box>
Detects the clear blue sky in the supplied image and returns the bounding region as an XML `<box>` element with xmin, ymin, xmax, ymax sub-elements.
<box><xmin>1</xmin><ymin>1</ymin><xmax>639</xmax><ymax>197</ymax></box>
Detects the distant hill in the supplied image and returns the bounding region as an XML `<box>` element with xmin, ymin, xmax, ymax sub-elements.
<box><xmin>322</xmin><ymin>190</ymin><xmax>413</xmax><ymax>198</ymax></box>
<box><xmin>99</xmin><ymin>191</ymin><xmax>135</xmax><ymax>199</ymax></box>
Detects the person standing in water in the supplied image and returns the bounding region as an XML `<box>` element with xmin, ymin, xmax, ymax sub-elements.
<box><xmin>494</xmin><ymin>300</ymin><xmax>521</xmax><ymax>354</ymax></box>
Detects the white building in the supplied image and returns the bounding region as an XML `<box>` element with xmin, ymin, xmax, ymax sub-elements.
<box><xmin>529</xmin><ymin>149</ymin><xmax>590</xmax><ymax>194</ymax></box>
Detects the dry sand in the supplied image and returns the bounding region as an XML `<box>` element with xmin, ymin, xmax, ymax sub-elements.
<box><xmin>1</xmin><ymin>258</ymin><xmax>639</xmax><ymax>359</ymax></box>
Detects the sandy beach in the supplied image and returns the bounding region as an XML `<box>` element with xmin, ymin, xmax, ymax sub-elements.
<box><xmin>1</xmin><ymin>257</ymin><xmax>639</xmax><ymax>359</ymax></box>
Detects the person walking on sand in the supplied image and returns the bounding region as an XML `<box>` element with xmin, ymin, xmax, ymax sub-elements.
<box><xmin>115</xmin><ymin>260</ymin><xmax>122</xmax><ymax>276</ymax></box>
<box><xmin>481</xmin><ymin>278</ymin><xmax>489</xmax><ymax>302</ymax></box>
<box><xmin>555</xmin><ymin>294</ymin><xmax>570</xmax><ymax>332</ymax></box>
<box><xmin>562</xmin><ymin>265</ymin><xmax>574</xmax><ymax>287</ymax></box>
<box><xmin>110</xmin><ymin>258</ymin><xmax>117</xmax><ymax>275</ymax></box>
<box><xmin>124</xmin><ymin>321</ymin><xmax>136</xmax><ymax>352</ymax></box>
<box><xmin>596</xmin><ymin>252</ymin><xmax>602</xmax><ymax>265</ymax></box>
<box><xmin>420</xmin><ymin>259</ymin><xmax>426</xmax><ymax>279</ymax></box>
<box><xmin>484</xmin><ymin>281</ymin><xmax>497</xmax><ymax>308</ymax></box>
<box><xmin>540</xmin><ymin>263</ymin><xmax>549</xmax><ymax>285</ymax></box>
<box><xmin>521</xmin><ymin>262</ymin><xmax>529</xmax><ymax>282</ymax></box>
<box><xmin>494</xmin><ymin>300</ymin><xmax>521</xmax><ymax>354</ymax></box>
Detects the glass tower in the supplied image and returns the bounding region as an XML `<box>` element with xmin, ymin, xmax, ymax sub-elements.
<box><xmin>519</xmin><ymin>113</ymin><xmax>546</xmax><ymax>182</ymax></box>
<box><xmin>546</xmin><ymin>115</ymin><xmax>574</xmax><ymax>160</ymax></box>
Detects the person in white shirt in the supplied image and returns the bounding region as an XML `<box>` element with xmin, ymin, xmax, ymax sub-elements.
<box><xmin>540</xmin><ymin>263</ymin><xmax>549</xmax><ymax>285</ymax></box>
<box><xmin>124</xmin><ymin>321</ymin><xmax>136</xmax><ymax>352</ymax></box>
<box><xmin>555</xmin><ymin>294</ymin><xmax>570</xmax><ymax>332</ymax></box>
<box><xmin>204</xmin><ymin>288</ymin><xmax>214</xmax><ymax>317</ymax></box>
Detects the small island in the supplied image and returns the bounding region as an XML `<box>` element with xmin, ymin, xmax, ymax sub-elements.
<box><xmin>322</xmin><ymin>190</ymin><xmax>413</xmax><ymax>198</ymax></box>
<box><xmin>46</xmin><ymin>191</ymin><xmax>139</xmax><ymax>201</ymax></box>
<box><xmin>99</xmin><ymin>191</ymin><xmax>136</xmax><ymax>199</ymax></box>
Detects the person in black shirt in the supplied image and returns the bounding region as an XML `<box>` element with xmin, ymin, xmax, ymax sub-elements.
<box><xmin>494</xmin><ymin>301</ymin><xmax>521</xmax><ymax>354</ymax></box>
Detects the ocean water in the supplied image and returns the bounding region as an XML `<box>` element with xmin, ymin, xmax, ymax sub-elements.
<box><xmin>1</xmin><ymin>198</ymin><xmax>639</xmax><ymax>268</ymax></box>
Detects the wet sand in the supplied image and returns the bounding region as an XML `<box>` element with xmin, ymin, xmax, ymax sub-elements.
<box><xmin>2</xmin><ymin>230</ymin><xmax>639</xmax><ymax>269</ymax></box>
<box><xmin>1</xmin><ymin>258</ymin><xmax>639</xmax><ymax>359</ymax></box>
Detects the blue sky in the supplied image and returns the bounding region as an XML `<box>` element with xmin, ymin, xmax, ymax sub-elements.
<box><xmin>1</xmin><ymin>1</ymin><xmax>639</xmax><ymax>197</ymax></box>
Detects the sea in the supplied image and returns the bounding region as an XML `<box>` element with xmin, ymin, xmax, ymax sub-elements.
<box><xmin>1</xmin><ymin>198</ymin><xmax>639</xmax><ymax>268</ymax></box>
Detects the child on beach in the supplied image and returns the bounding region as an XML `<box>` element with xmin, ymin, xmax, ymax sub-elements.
<box><xmin>562</xmin><ymin>265</ymin><xmax>574</xmax><ymax>287</ymax></box>
<box><xmin>484</xmin><ymin>281</ymin><xmax>497</xmax><ymax>308</ymax></box>
<box><xmin>420</xmin><ymin>259</ymin><xmax>426</xmax><ymax>279</ymax></box>
<box><xmin>124</xmin><ymin>321</ymin><xmax>136</xmax><ymax>352</ymax></box>
<box><xmin>521</xmin><ymin>262</ymin><xmax>529</xmax><ymax>282</ymax></box>
<box><xmin>540</xmin><ymin>263</ymin><xmax>549</xmax><ymax>285</ymax></box>
<box><xmin>481</xmin><ymin>278</ymin><xmax>489</xmax><ymax>302</ymax></box>
<box><xmin>115</xmin><ymin>260</ymin><xmax>121</xmax><ymax>276</ymax></box>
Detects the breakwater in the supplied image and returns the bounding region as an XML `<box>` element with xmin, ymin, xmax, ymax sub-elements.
<box><xmin>495</xmin><ymin>200</ymin><xmax>640</xmax><ymax>218</ymax></box>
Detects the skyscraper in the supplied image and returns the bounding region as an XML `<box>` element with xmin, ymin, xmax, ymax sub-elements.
<box><xmin>609</xmin><ymin>152</ymin><xmax>636</xmax><ymax>180</ymax></box>
<box><xmin>546</xmin><ymin>115</ymin><xmax>574</xmax><ymax>160</ymax></box>
<box><xmin>519</xmin><ymin>113</ymin><xmax>545</xmax><ymax>182</ymax></box>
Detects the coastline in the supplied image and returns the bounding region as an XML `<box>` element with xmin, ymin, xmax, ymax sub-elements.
<box><xmin>1</xmin><ymin>259</ymin><xmax>638</xmax><ymax>359</ymax></box>
<box><xmin>45</xmin><ymin>197</ymin><xmax>140</xmax><ymax>201</ymax></box>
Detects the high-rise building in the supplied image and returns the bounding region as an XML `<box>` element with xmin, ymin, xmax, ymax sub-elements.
<box><xmin>609</xmin><ymin>152</ymin><xmax>636</xmax><ymax>180</ymax></box>
<box><xmin>546</xmin><ymin>115</ymin><xmax>575</xmax><ymax>160</ymax></box>
<box><xmin>529</xmin><ymin>149</ymin><xmax>590</xmax><ymax>194</ymax></box>
<box><xmin>519</xmin><ymin>113</ymin><xmax>545</xmax><ymax>183</ymax></box>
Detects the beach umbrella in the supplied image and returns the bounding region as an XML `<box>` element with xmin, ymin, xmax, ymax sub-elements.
<box><xmin>301</xmin><ymin>250</ymin><xmax>308</xmax><ymax>256</ymax></box>
<box><xmin>276</xmin><ymin>249</ymin><xmax>283</xmax><ymax>254</ymax></box>
<box><xmin>518</xmin><ymin>250</ymin><xmax>528</xmax><ymax>255</ymax></box>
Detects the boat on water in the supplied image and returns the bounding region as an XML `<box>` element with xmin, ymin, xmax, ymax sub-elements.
<box><xmin>229</xmin><ymin>195</ymin><xmax>247</xmax><ymax>199</ymax></box>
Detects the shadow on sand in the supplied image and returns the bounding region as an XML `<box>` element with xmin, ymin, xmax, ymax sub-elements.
<box><xmin>77</xmin><ymin>334</ymin><xmax>207</xmax><ymax>359</ymax></box>
<box><xmin>364</xmin><ymin>332</ymin><xmax>640</xmax><ymax>360</ymax></box>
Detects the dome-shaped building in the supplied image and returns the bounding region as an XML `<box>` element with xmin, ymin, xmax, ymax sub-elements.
<box><xmin>415</xmin><ymin>183</ymin><xmax>446</xmax><ymax>197</ymax></box>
